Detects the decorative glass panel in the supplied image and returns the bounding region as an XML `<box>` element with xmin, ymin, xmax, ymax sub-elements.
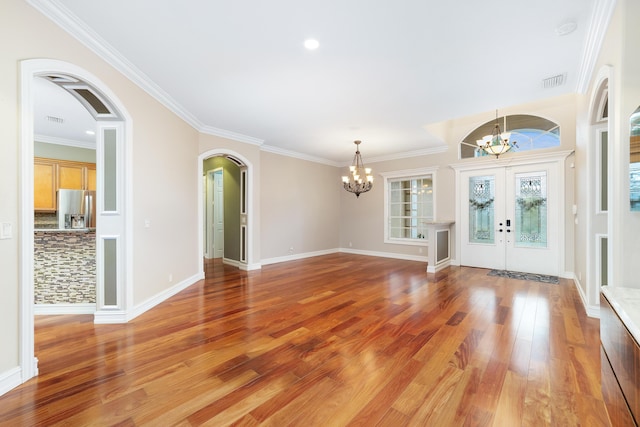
<box><xmin>514</xmin><ymin>172</ymin><xmax>547</xmax><ymax>248</ymax></box>
<box><xmin>103</xmin><ymin>128</ymin><xmax>117</xmax><ymax>211</ymax></box>
<box><xmin>600</xmin><ymin>131</ymin><xmax>608</xmax><ymax>212</ymax></box>
<box><xmin>103</xmin><ymin>238</ymin><xmax>117</xmax><ymax>306</ymax></box>
<box><xmin>469</xmin><ymin>176</ymin><xmax>494</xmax><ymax>244</ymax></box>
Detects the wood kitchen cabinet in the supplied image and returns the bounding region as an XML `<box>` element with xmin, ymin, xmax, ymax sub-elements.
<box><xmin>34</xmin><ymin>159</ymin><xmax>57</xmax><ymax>211</ymax></box>
<box><xmin>58</xmin><ymin>162</ymin><xmax>85</xmax><ymax>190</ymax></box>
<box><xmin>34</xmin><ymin>157</ymin><xmax>96</xmax><ymax>211</ymax></box>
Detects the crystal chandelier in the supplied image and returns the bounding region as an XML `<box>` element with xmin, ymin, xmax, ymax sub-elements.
<box><xmin>476</xmin><ymin>110</ymin><xmax>513</xmax><ymax>158</ymax></box>
<box><xmin>342</xmin><ymin>140</ymin><xmax>373</xmax><ymax>198</ymax></box>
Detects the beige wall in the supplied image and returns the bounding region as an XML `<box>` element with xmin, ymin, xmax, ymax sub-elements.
<box><xmin>34</xmin><ymin>142</ymin><xmax>96</xmax><ymax>163</ymax></box>
<box><xmin>1</xmin><ymin>1</ymin><xmax>200</xmax><ymax>379</ymax></box>
<box><xmin>260</xmin><ymin>152</ymin><xmax>340</xmax><ymax>260</ymax></box>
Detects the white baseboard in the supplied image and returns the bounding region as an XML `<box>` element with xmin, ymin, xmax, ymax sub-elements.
<box><xmin>260</xmin><ymin>248</ymin><xmax>340</xmax><ymax>266</ymax></box>
<box><xmin>34</xmin><ymin>303</ymin><xmax>96</xmax><ymax>315</ymax></box>
<box><xmin>95</xmin><ymin>272</ymin><xmax>204</xmax><ymax>324</ymax></box>
<box><xmin>572</xmin><ymin>274</ymin><xmax>600</xmax><ymax>318</ymax></box>
<box><xmin>0</xmin><ymin>367</ymin><xmax>22</xmax><ymax>397</ymax></box>
<box><xmin>339</xmin><ymin>248</ymin><xmax>428</xmax><ymax>263</ymax></box>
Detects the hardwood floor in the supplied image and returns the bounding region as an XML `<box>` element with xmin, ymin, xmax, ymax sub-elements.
<box><xmin>0</xmin><ymin>254</ymin><xmax>608</xmax><ymax>426</ymax></box>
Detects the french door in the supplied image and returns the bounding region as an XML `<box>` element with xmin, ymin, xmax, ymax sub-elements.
<box><xmin>460</xmin><ymin>161</ymin><xmax>560</xmax><ymax>276</ymax></box>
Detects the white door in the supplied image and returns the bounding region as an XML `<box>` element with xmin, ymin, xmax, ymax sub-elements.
<box><xmin>460</xmin><ymin>161</ymin><xmax>560</xmax><ymax>275</ymax></box>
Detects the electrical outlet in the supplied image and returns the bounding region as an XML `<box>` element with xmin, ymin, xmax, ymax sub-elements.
<box><xmin>288</xmin><ymin>247</ymin><xmax>294</xmax><ymax>253</ymax></box>
<box><xmin>0</xmin><ymin>223</ymin><xmax>12</xmax><ymax>239</ymax></box>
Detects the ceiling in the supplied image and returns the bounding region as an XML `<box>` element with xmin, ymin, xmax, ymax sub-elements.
<box><xmin>31</xmin><ymin>0</ymin><xmax>602</xmax><ymax>164</ymax></box>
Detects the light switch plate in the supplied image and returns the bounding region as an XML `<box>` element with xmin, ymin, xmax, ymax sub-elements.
<box><xmin>0</xmin><ymin>223</ymin><xmax>12</xmax><ymax>239</ymax></box>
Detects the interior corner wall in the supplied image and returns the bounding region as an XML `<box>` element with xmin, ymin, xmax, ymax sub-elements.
<box><xmin>260</xmin><ymin>152</ymin><xmax>340</xmax><ymax>261</ymax></box>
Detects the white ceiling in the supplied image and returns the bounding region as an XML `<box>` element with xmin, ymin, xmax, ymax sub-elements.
<box><xmin>32</xmin><ymin>0</ymin><xmax>601</xmax><ymax>164</ymax></box>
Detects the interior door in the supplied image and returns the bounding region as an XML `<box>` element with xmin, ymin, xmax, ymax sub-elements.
<box><xmin>460</xmin><ymin>161</ymin><xmax>559</xmax><ymax>275</ymax></box>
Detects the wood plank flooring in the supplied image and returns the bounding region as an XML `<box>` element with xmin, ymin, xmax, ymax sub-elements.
<box><xmin>0</xmin><ymin>254</ymin><xmax>608</xmax><ymax>426</ymax></box>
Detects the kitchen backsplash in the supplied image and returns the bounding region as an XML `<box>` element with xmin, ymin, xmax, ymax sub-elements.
<box><xmin>35</xmin><ymin>212</ymin><xmax>58</xmax><ymax>229</ymax></box>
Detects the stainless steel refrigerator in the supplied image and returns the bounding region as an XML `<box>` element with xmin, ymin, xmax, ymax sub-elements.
<box><xmin>57</xmin><ymin>189</ymin><xmax>96</xmax><ymax>229</ymax></box>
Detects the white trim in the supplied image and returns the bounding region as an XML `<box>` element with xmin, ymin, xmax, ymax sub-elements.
<box><xmin>0</xmin><ymin>367</ymin><xmax>23</xmax><ymax>397</ymax></box>
<box><xmin>261</xmin><ymin>249</ymin><xmax>340</xmax><ymax>266</ymax></box>
<box><xmin>34</xmin><ymin>304</ymin><xmax>96</xmax><ymax>315</ymax></box>
<box><xmin>339</xmin><ymin>248</ymin><xmax>428</xmax><ymax>263</ymax></box>
<box><xmin>573</xmin><ymin>274</ymin><xmax>600</xmax><ymax>318</ymax></box>
<box><xmin>34</xmin><ymin>134</ymin><xmax>95</xmax><ymax>149</ymax></box>
<box><xmin>364</xmin><ymin>146</ymin><xmax>448</xmax><ymax>166</ymax></box>
<box><xmin>201</xmin><ymin>126</ymin><xmax>264</xmax><ymax>147</ymax></box>
<box><xmin>261</xmin><ymin>144</ymin><xmax>340</xmax><ymax>167</ymax></box>
<box><xmin>381</xmin><ymin>167</ymin><xmax>439</xmax><ymax>245</ymax></box>
<box><xmin>575</xmin><ymin>0</ymin><xmax>617</xmax><ymax>94</ymax></box>
<box><xmin>114</xmin><ymin>273</ymin><xmax>204</xmax><ymax>324</ymax></box>
<box><xmin>449</xmin><ymin>150</ymin><xmax>575</xmax><ymax>172</ymax></box>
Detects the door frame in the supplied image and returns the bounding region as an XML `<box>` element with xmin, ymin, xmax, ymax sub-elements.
<box><xmin>19</xmin><ymin>59</ymin><xmax>133</xmax><ymax>384</ymax></box>
<box><xmin>451</xmin><ymin>150</ymin><xmax>573</xmax><ymax>277</ymax></box>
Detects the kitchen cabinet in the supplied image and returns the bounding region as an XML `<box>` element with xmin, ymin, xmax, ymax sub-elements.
<box><xmin>34</xmin><ymin>157</ymin><xmax>96</xmax><ymax>211</ymax></box>
<box><xmin>58</xmin><ymin>162</ymin><xmax>84</xmax><ymax>190</ymax></box>
<box><xmin>34</xmin><ymin>159</ymin><xmax>57</xmax><ymax>211</ymax></box>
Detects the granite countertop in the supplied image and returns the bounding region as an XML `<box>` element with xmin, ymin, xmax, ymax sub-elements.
<box><xmin>34</xmin><ymin>228</ymin><xmax>96</xmax><ymax>233</ymax></box>
<box><xmin>601</xmin><ymin>286</ymin><xmax>640</xmax><ymax>344</ymax></box>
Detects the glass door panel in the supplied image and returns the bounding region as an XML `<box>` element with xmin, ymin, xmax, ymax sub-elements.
<box><xmin>469</xmin><ymin>176</ymin><xmax>495</xmax><ymax>244</ymax></box>
<box><xmin>514</xmin><ymin>171</ymin><xmax>548</xmax><ymax>248</ymax></box>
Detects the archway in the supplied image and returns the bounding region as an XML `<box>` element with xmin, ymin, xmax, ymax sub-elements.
<box><xmin>19</xmin><ymin>59</ymin><xmax>132</xmax><ymax>384</ymax></box>
<box><xmin>198</xmin><ymin>149</ymin><xmax>255</xmax><ymax>275</ymax></box>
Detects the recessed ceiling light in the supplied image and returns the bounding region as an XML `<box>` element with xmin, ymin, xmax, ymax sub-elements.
<box><xmin>304</xmin><ymin>39</ymin><xmax>319</xmax><ymax>50</ymax></box>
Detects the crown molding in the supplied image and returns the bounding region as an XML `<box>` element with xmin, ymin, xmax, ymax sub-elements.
<box><xmin>200</xmin><ymin>125</ymin><xmax>264</xmax><ymax>147</ymax></box>
<box><xmin>361</xmin><ymin>145</ymin><xmax>449</xmax><ymax>166</ymax></box>
<box><xmin>26</xmin><ymin>0</ymin><xmax>265</xmax><ymax>147</ymax></box>
<box><xmin>575</xmin><ymin>0</ymin><xmax>617</xmax><ymax>94</ymax></box>
<box><xmin>34</xmin><ymin>134</ymin><xmax>95</xmax><ymax>149</ymax></box>
<box><xmin>260</xmin><ymin>145</ymin><xmax>340</xmax><ymax>167</ymax></box>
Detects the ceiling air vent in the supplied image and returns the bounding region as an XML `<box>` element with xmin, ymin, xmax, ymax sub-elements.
<box><xmin>46</xmin><ymin>115</ymin><xmax>64</xmax><ymax>124</ymax></box>
<box><xmin>542</xmin><ymin>73</ymin><xmax>566</xmax><ymax>89</ymax></box>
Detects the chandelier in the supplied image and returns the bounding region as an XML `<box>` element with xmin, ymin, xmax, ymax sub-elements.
<box><xmin>342</xmin><ymin>140</ymin><xmax>373</xmax><ymax>198</ymax></box>
<box><xmin>476</xmin><ymin>110</ymin><xmax>513</xmax><ymax>158</ymax></box>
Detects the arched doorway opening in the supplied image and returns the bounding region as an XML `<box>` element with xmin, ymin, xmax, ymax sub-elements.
<box><xmin>19</xmin><ymin>59</ymin><xmax>132</xmax><ymax>384</ymax></box>
<box><xmin>198</xmin><ymin>149</ymin><xmax>254</xmax><ymax>274</ymax></box>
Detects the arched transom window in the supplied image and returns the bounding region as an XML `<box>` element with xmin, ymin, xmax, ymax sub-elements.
<box><xmin>460</xmin><ymin>114</ymin><xmax>560</xmax><ymax>159</ymax></box>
